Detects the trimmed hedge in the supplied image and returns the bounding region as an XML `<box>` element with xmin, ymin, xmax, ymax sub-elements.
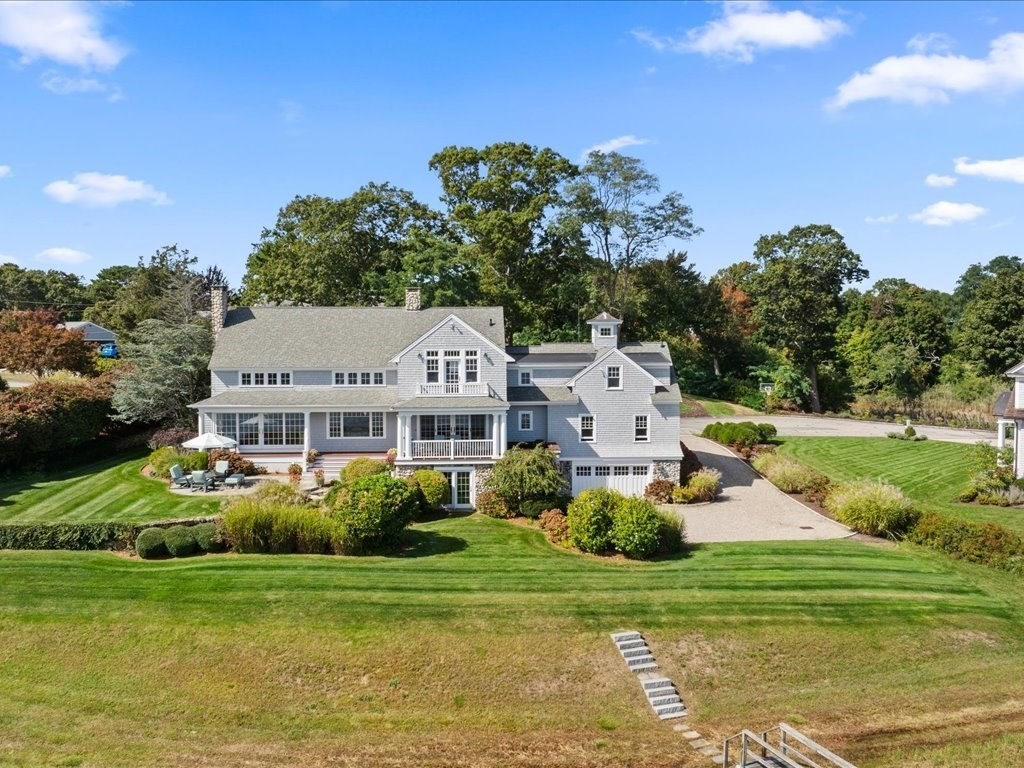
<box><xmin>908</xmin><ymin>513</ymin><xmax>1024</xmax><ymax>575</ymax></box>
<box><xmin>191</xmin><ymin>521</ymin><xmax>225</xmax><ymax>552</ymax></box>
<box><xmin>163</xmin><ymin>525</ymin><xmax>198</xmax><ymax>557</ymax></box>
<box><xmin>135</xmin><ymin>527</ymin><xmax>166</xmax><ymax>559</ymax></box>
<box><xmin>341</xmin><ymin>457</ymin><xmax>390</xmax><ymax>485</ymax></box>
<box><xmin>0</xmin><ymin>521</ymin><xmax>137</xmax><ymax>551</ymax></box>
<box><xmin>701</xmin><ymin>421</ymin><xmax>777</xmax><ymax>450</ymax></box>
<box><xmin>332</xmin><ymin>474</ymin><xmax>418</xmax><ymax>553</ymax></box>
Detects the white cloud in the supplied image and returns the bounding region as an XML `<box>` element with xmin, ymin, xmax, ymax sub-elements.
<box><xmin>43</xmin><ymin>172</ymin><xmax>170</xmax><ymax>207</ymax></box>
<box><xmin>36</xmin><ymin>247</ymin><xmax>91</xmax><ymax>265</ymax></box>
<box><xmin>40</xmin><ymin>71</ymin><xmax>123</xmax><ymax>101</ymax></box>
<box><xmin>830</xmin><ymin>32</ymin><xmax>1024</xmax><ymax>110</ymax></box>
<box><xmin>0</xmin><ymin>1</ymin><xmax>126</xmax><ymax>71</ymax></box>
<box><xmin>581</xmin><ymin>135</ymin><xmax>651</xmax><ymax>159</ymax></box>
<box><xmin>633</xmin><ymin>1</ymin><xmax>848</xmax><ymax>63</ymax></box>
<box><xmin>909</xmin><ymin>201</ymin><xmax>987</xmax><ymax>226</ymax></box>
<box><xmin>907</xmin><ymin>33</ymin><xmax>954</xmax><ymax>55</ymax></box>
<box><xmin>955</xmin><ymin>155</ymin><xmax>1024</xmax><ymax>184</ymax></box>
<box><xmin>0</xmin><ymin>253</ymin><xmax>18</xmax><ymax>265</ymax></box>
<box><xmin>0</xmin><ymin>165</ymin><xmax>10</xmax><ymax>178</ymax></box>
<box><xmin>925</xmin><ymin>173</ymin><xmax>957</xmax><ymax>187</ymax></box>
<box><xmin>865</xmin><ymin>213</ymin><xmax>899</xmax><ymax>224</ymax></box>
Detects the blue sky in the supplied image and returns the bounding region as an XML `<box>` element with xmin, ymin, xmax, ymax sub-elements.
<box><xmin>1</xmin><ymin>1</ymin><xmax>1023</xmax><ymax>294</ymax></box>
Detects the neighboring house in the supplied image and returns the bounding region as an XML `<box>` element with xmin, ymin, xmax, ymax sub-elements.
<box><xmin>59</xmin><ymin>321</ymin><xmax>117</xmax><ymax>345</ymax></box>
<box><xmin>190</xmin><ymin>288</ymin><xmax>683</xmax><ymax>507</ymax></box>
<box><xmin>994</xmin><ymin>360</ymin><xmax>1024</xmax><ymax>478</ymax></box>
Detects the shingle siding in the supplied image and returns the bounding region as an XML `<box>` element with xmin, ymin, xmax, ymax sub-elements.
<box><xmin>308</xmin><ymin>411</ymin><xmax>396</xmax><ymax>453</ymax></box>
<box><xmin>396</xmin><ymin>318</ymin><xmax>507</xmax><ymax>401</ymax></box>
<box><xmin>293</xmin><ymin>370</ymin><xmax>332</xmax><ymax>387</ymax></box>
<box><xmin>508</xmin><ymin>405</ymin><xmax>547</xmax><ymax>442</ymax></box>
<box><xmin>211</xmin><ymin>370</ymin><xmax>236</xmax><ymax>394</ymax></box>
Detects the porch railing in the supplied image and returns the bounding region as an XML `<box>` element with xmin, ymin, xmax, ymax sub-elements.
<box><xmin>416</xmin><ymin>383</ymin><xmax>491</xmax><ymax>396</ymax></box>
<box><xmin>411</xmin><ymin>439</ymin><xmax>494</xmax><ymax>460</ymax></box>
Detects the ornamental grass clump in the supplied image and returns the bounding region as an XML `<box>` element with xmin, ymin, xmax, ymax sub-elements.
<box><xmin>685</xmin><ymin>468</ymin><xmax>722</xmax><ymax>502</ymax></box>
<box><xmin>753</xmin><ymin>454</ymin><xmax>822</xmax><ymax>494</ymax></box>
<box><xmin>824</xmin><ymin>479</ymin><xmax>919</xmax><ymax>539</ymax></box>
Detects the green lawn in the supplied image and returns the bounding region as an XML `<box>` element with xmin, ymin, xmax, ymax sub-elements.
<box><xmin>1</xmin><ymin>517</ymin><xmax>1023</xmax><ymax>767</ymax></box>
<box><xmin>0</xmin><ymin>452</ymin><xmax>221</xmax><ymax>524</ymax></box>
<box><xmin>680</xmin><ymin>394</ymin><xmax>759</xmax><ymax>417</ymax></box>
<box><xmin>779</xmin><ymin>436</ymin><xmax>1024</xmax><ymax>536</ymax></box>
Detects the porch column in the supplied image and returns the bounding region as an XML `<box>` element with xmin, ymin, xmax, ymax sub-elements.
<box><xmin>197</xmin><ymin>412</ymin><xmax>203</xmax><ymax>435</ymax></box>
<box><xmin>404</xmin><ymin>414</ymin><xmax>414</xmax><ymax>459</ymax></box>
<box><xmin>303</xmin><ymin>411</ymin><xmax>311</xmax><ymax>461</ymax></box>
<box><xmin>498</xmin><ymin>413</ymin><xmax>507</xmax><ymax>456</ymax></box>
<box><xmin>491</xmin><ymin>414</ymin><xmax>500</xmax><ymax>458</ymax></box>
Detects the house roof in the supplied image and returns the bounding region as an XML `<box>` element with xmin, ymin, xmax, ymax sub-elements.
<box><xmin>1006</xmin><ymin>360</ymin><xmax>1024</xmax><ymax>376</ymax></box>
<box><xmin>651</xmin><ymin>382</ymin><xmax>683</xmax><ymax>404</ymax></box>
<box><xmin>508</xmin><ymin>341</ymin><xmax>672</xmax><ymax>367</ymax></box>
<box><xmin>566</xmin><ymin>347</ymin><xmax>662</xmax><ymax>389</ymax></box>
<box><xmin>992</xmin><ymin>390</ymin><xmax>1024</xmax><ymax>419</ymax></box>
<box><xmin>396</xmin><ymin>396</ymin><xmax>508</xmax><ymax>410</ymax></box>
<box><xmin>60</xmin><ymin>321</ymin><xmax>117</xmax><ymax>343</ymax></box>
<box><xmin>587</xmin><ymin>311</ymin><xmax>621</xmax><ymax>324</ymax></box>
<box><xmin>209</xmin><ymin>306</ymin><xmax>505</xmax><ymax>370</ymax></box>
<box><xmin>190</xmin><ymin>388</ymin><xmax>401</xmax><ymax>409</ymax></box>
<box><xmin>507</xmin><ymin>385</ymin><xmax>579</xmax><ymax>404</ymax></box>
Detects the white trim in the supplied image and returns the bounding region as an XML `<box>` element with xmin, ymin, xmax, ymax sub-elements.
<box><xmin>327</xmin><ymin>410</ymin><xmax>387</xmax><ymax>439</ymax></box>
<box><xmin>390</xmin><ymin>313</ymin><xmax>513</xmax><ymax>363</ymax></box>
<box><xmin>565</xmin><ymin>347</ymin><xmax>660</xmax><ymax>388</ymax></box>
<box><xmin>1005</xmin><ymin>360</ymin><xmax>1024</xmax><ymax>375</ymax></box>
<box><xmin>519</xmin><ymin>369</ymin><xmax>533</xmax><ymax>385</ymax></box>
<box><xmin>633</xmin><ymin>414</ymin><xmax>650</xmax><ymax>442</ymax></box>
<box><xmin>605</xmin><ymin>364</ymin><xmax>623</xmax><ymax>391</ymax></box>
<box><xmin>579</xmin><ymin>414</ymin><xmax>596</xmax><ymax>443</ymax></box>
<box><xmin>519</xmin><ymin>410</ymin><xmax>534</xmax><ymax>432</ymax></box>
<box><xmin>332</xmin><ymin>370</ymin><xmax>386</xmax><ymax>387</ymax></box>
<box><xmin>239</xmin><ymin>370</ymin><xmax>294</xmax><ymax>388</ymax></box>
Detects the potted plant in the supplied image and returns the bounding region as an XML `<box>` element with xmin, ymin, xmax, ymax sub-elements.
<box><xmin>385</xmin><ymin>448</ymin><xmax>398</xmax><ymax>468</ymax></box>
<box><xmin>306</xmin><ymin>448</ymin><xmax>320</xmax><ymax>466</ymax></box>
<box><xmin>314</xmin><ymin>468</ymin><xmax>325</xmax><ymax>488</ymax></box>
<box><xmin>288</xmin><ymin>463</ymin><xmax>303</xmax><ymax>484</ymax></box>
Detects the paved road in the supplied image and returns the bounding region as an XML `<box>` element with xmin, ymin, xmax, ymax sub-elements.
<box><xmin>681</xmin><ymin>414</ymin><xmax>994</xmax><ymax>444</ymax></box>
<box><xmin>669</xmin><ymin>436</ymin><xmax>852</xmax><ymax>544</ymax></box>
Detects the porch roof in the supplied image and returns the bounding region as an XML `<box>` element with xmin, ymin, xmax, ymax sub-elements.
<box><xmin>507</xmin><ymin>385</ymin><xmax>577</xmax><ymax>404</ymax></box>
<box><xmin>396</xmin><ymin>396</ymin><xmax>508</xmax><ymax>410</ymax></box>
<box><xmin>190</xmin><ymin>388</ymin><xmax>400</xmax><ymax>409</ymax></box>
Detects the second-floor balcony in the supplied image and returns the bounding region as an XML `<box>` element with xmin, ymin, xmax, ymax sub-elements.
<box><xmin>416</xmin><ymin>382</ymin><xmax>492</xmax><ymax>397</ymax></box>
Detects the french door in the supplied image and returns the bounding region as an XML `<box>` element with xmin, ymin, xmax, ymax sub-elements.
<box><xmin>440</xmin><ymin>468</ymin><xmax>474</xmax><ymax>508</ymax></box>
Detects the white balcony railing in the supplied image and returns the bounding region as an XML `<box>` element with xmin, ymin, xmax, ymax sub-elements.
<box><xmin>416</xmin><ymin>382</ymin><xmax>490</xmax><ymax>396</ymax></box>
<box><xmin>411</xmin><ymin>439</ymin><xmax>494</xmax><ymax>460</ymax></box>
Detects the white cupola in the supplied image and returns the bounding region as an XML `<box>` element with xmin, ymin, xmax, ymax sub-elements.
<box><xmin>587</xmin><ymin>311</ymin><xmax>622</xmax><ymax>348</ymax></box>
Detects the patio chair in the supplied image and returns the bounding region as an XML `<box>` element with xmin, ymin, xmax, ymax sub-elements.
<box><xmin>213</xmin><ymin>460</ymin><xmax>230</xmax><ymax>480</ymax></box>
<box><xmin>169</xmin><ymin>464</ymin><xmax>191</xmax><ymax>489</ymax></box>
<box><xmin>190</xmin><ymin>470</ymin><xmax>210</xmax><ymax>492</ymax></box>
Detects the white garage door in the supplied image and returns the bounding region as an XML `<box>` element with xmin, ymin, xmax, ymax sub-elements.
<box><xmin>572</xmin><ymin>463</ymin><xmax>651</xmax><ymax>497</ymax></box>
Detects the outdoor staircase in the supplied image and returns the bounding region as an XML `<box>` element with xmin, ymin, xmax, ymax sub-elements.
<box><xmin>610</xmin><ymin>631</ymin><xmax>687</xmax><ymax>720</ymax></box>
<box><xmin>722</xmin><ymin>723</ymin><xmax>858</xmax><ymax>768</ymax></box>
<box><xmin>306</xmin><ymin>454</ymin><xmax>351</xmax><ymax>479</ymax></box>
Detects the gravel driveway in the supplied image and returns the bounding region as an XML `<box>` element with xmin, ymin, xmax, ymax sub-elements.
<box><xmin>671</xmin><ymin>437</ymin><xmax>852</xmax><ymax>543</ymax></box>
<box><xmin>681</xmin><ymin>414</ymin><xmax>994</xmax><ymax>444</ymax></box>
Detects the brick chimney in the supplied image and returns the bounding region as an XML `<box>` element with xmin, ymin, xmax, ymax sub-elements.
<box><xmin>211</xmin><ymin>285</ymin><xmax>228</xmax><ymax>340</ymax></box>
<box><xmin>405</xmin><ymin>286</ymin><xmax>422</xmax><ymax>311</ymax></box>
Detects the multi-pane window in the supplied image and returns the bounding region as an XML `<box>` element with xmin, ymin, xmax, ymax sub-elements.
<box><xmin>575</xmin><ymin>465</ymin><xmax>592</xmax><ymax>477</ymax></box>
<box><xmin>465</xmin><ymin>350</ymin><xmax>479</xmax><ymax>383</ymax></box>
<box><xmin>519</xmin><ymin>410</ymin><xmax>533</xmax><ymax>431</ymax></box>
<box><xmin>599</xmin><ymin>326</ymin><xmax>612</xmax><ymax>337</ymax></box>
<box><xmin>239</xmin><ymin>415</ymin><xmax>260</xmax><ymax>445</ymax></box>
<box><xmin>519</xmin><ymin>370</ymin><xmax>532</xmax><ymax>385</ymax></box>
<box><xmin>632</xmin><ymin>466</ymin><xmax>648</xmax><ymax>476</ymax></box>
<box><xmin>634</xmin><ymin>415</ymin><xmax>649</xmax><ymax>442</ymax></box>
<box><xmin>614</xmin><ymin>465</ymin><xmax>630</xmax><ymax>476</ymax></box>
<box><xmin>263</xmin><ymin>413</ymin><xmax>284</xmax><ymax>445</ymax></box>
<box><xmin>606</xmin><ymin>365</ymin><xmax>621</xmax><ymax>389</ymax></box>
<box><xmin>240</xmin><ymin>371</ymin><xmax>291</xmax><ymax>387</ymax></box>
<box><xmin>426</xmin><ymin>351</ymin><xmax>439</xmax><ymax>383</ymax></box>
<box><xmin>595</xmin><ymin>465</ymin><xmax>611</xmax><ymax>477</ymax></box>
<box><xmin>213</xmin><ymin>413</ymin><xmax>238</xmax><ymax>442</ymax></box>
<box><xmin>285</xmin><ymin>414</ymin><xmax>304</xmax><ymax>445</ymax></box>
<box><xmin>580</xmin><ymin>415</ymin><xmax>595</xmax><ymax>442</ymax></box>
<box><xmin>329</xmin><ymin>411</ymin><xmax>385</xmax><ymax>438</ymax></box>
<box><xmin>334</xmin><ymin>371</ymin><xmax>386</xmax><ymax>386</ymax></box>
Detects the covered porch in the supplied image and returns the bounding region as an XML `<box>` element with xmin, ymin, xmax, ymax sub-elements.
<box><xmin>396</xmin><ymin>410</ymin><xmax>509</xmax><ymax>462</ymax></box>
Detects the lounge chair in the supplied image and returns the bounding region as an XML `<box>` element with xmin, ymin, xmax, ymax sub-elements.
<box><xmin>190</xmin><ymin>470</ymin><xmax>211</xmax><ymax>492</ymax></box>
<box><xmin>213</xmin><ymin>460</ymin><xmax>230</xmax><ymax>480</ymax></box>
<box><xmin>170</xmin><ymin>464</ymin><xmax>191</xmax><ymax>489</ymax></box>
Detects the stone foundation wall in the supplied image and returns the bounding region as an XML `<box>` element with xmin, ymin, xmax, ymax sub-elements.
<box><xmin>652</xmin><ymin>460</ymin><xmax>682</xmax><ymax>485</ymax></box>
<box><xmin>474</xmin><ymin>465</ymin><xmax>493</xmax><ymax>498</ymax></box>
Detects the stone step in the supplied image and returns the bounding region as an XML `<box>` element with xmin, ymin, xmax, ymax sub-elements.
<box><xmin>641</xmin><ymin>677</ymin><xmax>674</xmax><ymax>692</ymax></box>
<box><xmin>626</xmin><ymin>655</ymin><xmax>656</xmax><ymax>668</ymax></box>
<box><xmin>610</xmin><ymin>631</ymin><xmax>642</xmax><ymax>643</ymax></box>
<box><xmin>658</xmin><ymin>709</ymin><xmax>687</xmax><ymax>721</ymax></box>
<box><xmin>621</xmin><ymin>646</ymin><xmax>651</xmax><ymax>659</ymax></box>
<box><xmin>649</xmin><ymin>694</ymin><xmax>681</xmax><ymax>707</ymax></box>
<box><xmin>615</xmin><ymin>638</ymin><xmax>648</xmax><ymax>651</ymax></box>
<box><xmin>631</xmin><ymin>661</ymin><xmax>659</xmax><ymax>672</ymax></box>
<box><xmin>655</xmin><ymin>708</ymin><xmax>688</xmax><ymax>720</ymax></box>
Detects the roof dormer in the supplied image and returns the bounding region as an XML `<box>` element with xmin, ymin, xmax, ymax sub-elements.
<box><xmin>587</xmin><ymin>311</ymin><xmax>622</xmax><ymax>348</ymax></box>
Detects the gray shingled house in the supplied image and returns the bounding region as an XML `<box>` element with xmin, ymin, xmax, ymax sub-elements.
<box><xmin>994</xmin><ymin>359</ymin><xmax>1024</xmax><ymax>478</ymax></box>
<box><xmin>190</xmin><ymin>288</ymin><xmax>683</xmax><ymax>507</ymax></box>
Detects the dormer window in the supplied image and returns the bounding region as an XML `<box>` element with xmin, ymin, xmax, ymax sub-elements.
<box><xmin>240</xmin><ymin>370</ymin><xmax>292</xmax><ymax>387</ymax></box>
<box><xmin>599</xmin><ymin>326</ymin><xmax>613</xmax><ymax>337</ymax></box>
<box><xmin>519</xmin><ymin>370</ymin><xmax>532</xmax><ymax>386</ymax></box>
<box><xmin>606</xmin><ymin>365</ymin><xmax>621</xmax><ymax>390</ymax></box>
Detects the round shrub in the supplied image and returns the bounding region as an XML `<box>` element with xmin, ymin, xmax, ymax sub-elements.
<box><xmin>476</xmin><ymin>489</ymin><xmax>514</xmax><ymax>519</ymax></box>
<box><xmin>539</xmin><ymin>508</ymin><xmax>569</xmax><ymax>545</ymax></box>
<box><xmin>341</xmin><ymin>457</ymin><xmax>390</xmax><ymax>485</ymax></box>
<box><xmin>408</xmin><ymin>469</ymin><xmax>449</xmax><ymax>517</ymax></box>
<box><xmin>685</xmin><ymin>468</ymin><xmax>722</xmax><ymax>502</ymax></box>
<box><xmin>163</xmin><ymin>525</ymin><xmax>198</xmax><ymax>557</ymax></box>
<box><xmin>611</xmin><ymin>497</ymin><xmax>661</xmax><ymax>559</ymax></box>
<box><xmin>181</xmin><ymin>451</ymin><xmax>209</xmax><ymax>472</ymax></box>
<box><xmin>207</xmin><ymin>449</ymin><xmax>258</xmax><ymax>476</ymax></box>
<box><xmin>644</xmin><ymin>479</ymin><xmax>675</xmax><ymax>504</ymax></box>
<box><xmin>656</xmin><ymin>510</ymin><xmax>686</xmax><ymax>554</ymax></box>
<box><xmin>567</xmin><ymin>488</ymin><xmax>622</xmax><ymax>553</ymax></box>
<box><xmin>332</xmin><ymin>474</ymin><xmax>418</xmax><ymax>553</ymax></box>
<box><xmin>824</xmin><ymin>479</ymin><xmax>919</xmax><ymax>539</ymax></box>
<box><xmin>519</xmin><ymin>496</ymin><xmax>572</xmax><ymax>520</ymax></box>
<box><xmin>135</xmin><ymin>527</ymin><xmax>167</xmax><ymax>559</ymax></box>
<box><xmin>192</xmin><ymin>521</ymin><xmax>226</xmax><ymax>553</ymax></box>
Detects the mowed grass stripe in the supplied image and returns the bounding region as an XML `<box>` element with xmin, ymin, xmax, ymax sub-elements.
<box><xmin>0</xmin><ymin>452</ymin><xmax>219</xmax><ymax>523</ymax></box>
<box><xmin>778</xmin><ymin>437</ymin><xmax>1024</xmax><ymax>535</ymax></box>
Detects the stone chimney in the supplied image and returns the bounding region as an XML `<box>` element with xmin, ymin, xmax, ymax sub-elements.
<box><xmin>405</xmin><ymin>286</ymin><xmax>422</xmax><ymax>311</ymax></box>
<box><xmin>211</xmin><ymin>285</ymin><xmax>228</xmax><ymax>340</ymax></box>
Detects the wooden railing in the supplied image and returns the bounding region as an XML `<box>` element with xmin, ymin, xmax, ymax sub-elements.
<box><xmin>416</xmin><ymin>383</ymin><xmax>490</xmax><ymax>396</ymax></box>
<box><xmin>411</xmin><ymin>439</ymin><xmax>494</xmax><ymax>459</ymax></box>
<box><xmin>723</xmin><ymin>724</ymin><xmax>857</xmax><ymax>768</ymax></box>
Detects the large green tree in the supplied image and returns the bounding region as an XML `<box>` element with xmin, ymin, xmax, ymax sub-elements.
<box><xmin>240</xmin><ymin>184</ymin><xmax>443</xmax><ymax>307</ymax></box>
<box><xmin>0</xmin><ymin>264</ymin><xmax>88</xmax><ymax>319</ymax></box>
<box><xmin>566</xmin><ymin>151</ymin><xmax>701</xmax><ymax>314</ymax></box>
<box><xmin>429</xmin><ymin>142</ymin><xmax>590</xmax><ymax>338</ymax></box>
<box><xmin>749</xmin><ymin>224</ymin><xmax>868</xmax><ymax>413</ymax></box>
<box><xmin>954</xmin><ymin>268</ymin><xmax>1024</xmax><ymax>375</ymax></box>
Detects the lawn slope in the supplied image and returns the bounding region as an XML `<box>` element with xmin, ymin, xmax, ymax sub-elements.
<box><xmin>779</xmin><ymin>436</ymin><xmax>1024</xmax><ymax>535</ymax></box>
<box><xmin>0</xmin><ymin>452</ymin><xmax>220</xmax><ymax>523</ymax></box>
<box><xmin>1</xmin><ymin>516</ymin><xmax>1023</xmax><ymax>767</ymax></box>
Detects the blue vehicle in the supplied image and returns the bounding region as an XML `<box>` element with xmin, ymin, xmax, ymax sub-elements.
<box><xmin>98</xmin><ymin>342</ymin><xmax>119</xmax><ymax>359</ymax></box>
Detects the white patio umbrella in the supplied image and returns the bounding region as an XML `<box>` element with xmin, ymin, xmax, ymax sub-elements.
<box><xmin>181</xmin><ymin>432</ymin><xmax>238</xmax><ymax>451</ymax></box>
